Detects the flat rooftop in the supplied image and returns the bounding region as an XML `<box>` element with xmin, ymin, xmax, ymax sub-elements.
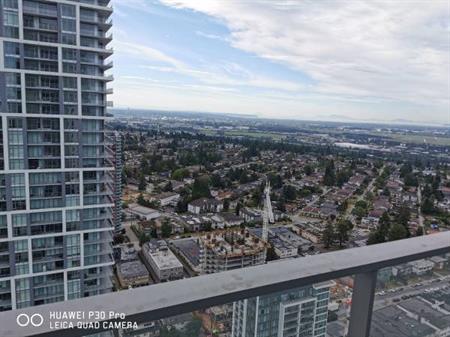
<box><xmin>250</xmin><ymin>227</ymin><xmax>311</xmax><ymax>253</ymax></box>
<box><xmin>170</xmin><ymin>237</ymin><xmax>201</xmax><ymax>267</ymax></box>
<box><xmin>200</xmin><ymin>229</ymin><xmax>267</xmax><ymax>257</ymax></box>
<box><xmin>270</xmin><ymin>226</ymin><xmax>312</xmax><ymax>246</ymax></box>
<box><xmin>117</xmin><ymin>260</ymin><xmax>149</xmax><ymax>279</ymax></box>
<box><xmin>371</xmin><ymin>305</ymin><xmax>435</xmax><ymax>337</ymax></box>
<box><xmin>143</xmin><ymin>242</ymin><xmax>183</xmax><ymax>270</ymax></box>
<box><xmin>399</xmin><ymin>298</ymin><xmax>450</xmax><ymax>330</ymax></box>
<box><xmin>128</xmin><ymin>203</ymin><xmax>159</xmax><ymax>215</ymax></box>
<box><xmin>249</xmin><ymin>228</ymin><xmax>296</xmax><ymax>252</ymax></box>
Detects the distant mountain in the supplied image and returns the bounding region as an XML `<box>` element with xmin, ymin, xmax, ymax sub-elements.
<box><xmin>111</xmin><ymin>108</ymin><xmax>446</xmax><ymax>128</ymax></box>
<box><xmin>323</xmin><ymin>114</ymin><xmax>445</xmax><ymax>127</ymax></box>
<box><xmin>111</xmin><ymin>108</ymin><xmax>257</xmax><ymax>119</ymax></box>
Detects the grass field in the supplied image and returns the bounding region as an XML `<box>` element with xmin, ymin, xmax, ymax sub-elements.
<box><xmin>388</xmin><ymin>134</ymin><xmax>450</xmax><ymax>146</ymax></box>
<box><xmin>202</xmin><ymin>128</ymin><xmax>450</xmax><ymax>147</ymax></box>
<box><xmin>225</xmin><ymin>130</ymin><xmax>285</xmax><ymax>140</ymax></box>
<box><xmin>200</xmin><ymin>129</ymin><xmax>286</xmax><ymax>141</ymax></box>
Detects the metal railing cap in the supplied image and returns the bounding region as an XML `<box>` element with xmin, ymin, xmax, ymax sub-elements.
<box><xmin>1</xmin><ymin>231</ymin><xmax>449</xmax><ymax>337</ymax></box>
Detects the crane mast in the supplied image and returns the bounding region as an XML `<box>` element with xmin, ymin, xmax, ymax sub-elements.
<box><xmin>262</xmin><ymin>181</ymin><xmax>274</xmax><ymax>242</ymax></box>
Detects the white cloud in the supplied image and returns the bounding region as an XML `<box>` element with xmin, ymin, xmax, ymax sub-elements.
<box><xmin>159</xmin><ymin>0</ymin><xmax>450</xmax><ymax>123</ymax></box>
<box><xmin>114</xmin><ymin>40</ymin><xmax>184</xmax><ymax>68</ymax></box>
<box><xmin>195</xmin><ymin>30</ymin><xmax>229</xmax><ymax>42</ymax></box>
<box><xmin>115</xmin><ymin>39</ymin><xmax>307</xmax><ymax>93</ymax></box>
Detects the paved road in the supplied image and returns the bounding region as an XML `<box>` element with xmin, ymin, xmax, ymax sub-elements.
<box><xmin>306</xmin><ymin>187</ymin><xmax>330</xmax><ymax>208</ymax></box>
<box><xmin>290</xmin><ymin>188</ymin><xmax>330</xmax><ymax>224</ymax></box>
<box><xmin>344</xmin><ymin>168</ymin><xmax>379</xmax><ymax>219</ymax></box>
<box><xmin>123</xmin><ymin>220</ymin><xmax>140</xmax><ymax>251</ymax></box>
<box><xmin>338</xmin><ymin>275</ymin><xmax>450</xmax><ymax>310</ymax></box>
<box><xmin>373</xmin><ymin>275</ymin><xmax>450</xmax><ymax>310</ymax></box>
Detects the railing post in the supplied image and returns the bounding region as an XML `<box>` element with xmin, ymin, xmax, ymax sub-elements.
<box><xmin>347</xmin><ymin>271</ymin><xmax>378</xmax><ymax>337</ymax></box>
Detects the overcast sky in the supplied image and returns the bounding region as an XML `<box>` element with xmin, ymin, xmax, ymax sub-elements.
<box><xmin>111</xmin><ymin>0</ymin><xmax>450</xmax><ymax>124</ymax></box>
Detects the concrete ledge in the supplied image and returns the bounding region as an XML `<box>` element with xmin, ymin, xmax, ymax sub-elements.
<box><xmin>1</xmin><ymin>232</ymin><xmax>449</xmax><ymax>337</ymax></box>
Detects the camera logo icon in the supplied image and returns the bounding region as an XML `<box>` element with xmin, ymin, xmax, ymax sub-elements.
<box><xmin>16</xmin><ymin>313</ymin><xmax>44</xmax><ymax>327</ymax></box>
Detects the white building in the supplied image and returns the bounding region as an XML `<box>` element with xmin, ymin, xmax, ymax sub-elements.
<box><xmin>409</xmin><ymin>259</ymin><xmax>434</xmax><ymax>275</ymax></box>
<box><xmin>142</xmin><ymin>241</ymin><xmax>184</xmax><ymax>282</ymax></box>
<box><xmin>152</xmin><ymin>192</ymin><xmax>180</xmax><ymax>207</ymax></box>
<box><xmin>127</xmin><ymin>203</ymin><xmax>161</xmax><ymax>221</ymax></box>
<box><xmin>188</xmin><ymin>198</ymin><xmax>223</xmax><ymax>214</ymax></box>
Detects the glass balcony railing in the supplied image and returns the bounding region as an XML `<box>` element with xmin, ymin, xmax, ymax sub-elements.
<box><xmin>0</xmin><ymin>232</ymin><xmax>448</xmax><ymax>337</ymax></box>
<box><xmin>23</xmin><ymin>21</ymin><xmax>58</xmax><ymax>31</ymax></box>
<box><xmin>22</xmin><ymin>5</ymin><xmax>57</xmax><ymax>17</ymax></box>
<box><xmin>77</xmin><ymin>0</ymin><xmax>112</xmax><ymax>8</ymax></box>
<box><xmin>80</xmin><ymin>14</ymin><xmax>112</xmax><ymax>28</ymax></box>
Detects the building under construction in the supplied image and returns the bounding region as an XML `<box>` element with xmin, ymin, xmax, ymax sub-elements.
<box><xmin>199</xmin><ymin>229</ymin><xmax>268</xmax><ymax>274</ymax></box>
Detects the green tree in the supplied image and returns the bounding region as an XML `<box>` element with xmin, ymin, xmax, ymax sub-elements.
<box><xmin>191</xmin><ymin>176</ymin><xmax>211</xmax><ymax>199</ymax></box>
<box><xmin>322</xmin><ymin>223</ymin><xmax>336</xmax><ymax>248</ymax></box>
<box><xmin>421</xmin><ymin>197</ymin><xmax>435</xmax><ymax>214</ymax></box>
<box><xmin>137</xmin><ymin>194</ymin><xmax>159</xmax><ymax>208</ymax></box>
<box><xmin>211</xmin><ymin>173</ymin><xmax>224</xmax><ymax>188</ymax></box>
<box><xmin>160</xmin><ymin>318</ymin><xmax>202</xmax><ymax>337</ymax></box>
<box><xmin>416</xmin><ymin>226</ymin><xmax>424</xmax><ymax>236</ymax></box>
<box><xmin>236</xmin><ymin>201</ymin><xmax>243</xmax><ymax>216</ymax></box>
<box><xmin>283</xmin><ymin>185</ymin><xmax>297</xmax><ymax>201</ymax></box>
<box><xmin>337</xmin><ymin>199</ymin><xmax>349</xmax><ymax>213</ymax></box>
<box><xmin>266</xmin><ymin>246</ymin><xmax>279</xmax><ymax>261</ymax></box>
<box><xmin>277</xmin><ymin>197</ymin><xmax>286</xmax><ymax>212</ymax></box>
<box><xmin>352</xmin><ymin>206</ymin><xmax>367</xmax><ymax>218</ymax></box>
<box><xmin>387</xmin><ymin>223</ymin><xmax>408</xmax><ymax>241</ymax></box>
<box><xmin>200</xmin><ymin>222</ymin><xmax>212</xmax><ymax>232</ymax></box>
<box><xmin>400</xmin><ymin>163</ymin><xmax>413</xmax><ymax>178</ymax></box>
<box><xmin>367</xmin><ymin>229</ymin><xmax>386</xmax><ymax>245</ymax></box>
<box><xmin>183</xmin><ymin>319</ymin><xmax>202</xmax><ymax>337</ymax></box>
<box><xmin>171</xmin><ymin>168</ymin><xmax>189</xmax><ymax>181</ymax></box>
<box><xmin>336</xmin><ymin>169</ymin><xmax>352</xmax><ymax>187</ymax></box>
<box><xmin>138</xmin><ymin>233</ymin><xmax>149</xmax><ymax>246</ymax></box>
<box><xmin>162</xmin><ymin>181</ymin><xmax>173</xmax><ymax>192</ymax></box>
<box><xmin>138</xmin><ymin>174</ymin><xmax>146</xmax><ymax>191</ymax></box>
<box><xmin>176</xmin><ymin>197</ymin><xmax>188</xmax><ymax>213</ymax></box>
<box><xmin>304</xmin><ymin>164</ymin><xmax>313</xmax><ymax>176</ymax></box>
<box><xmin>422</xmin><ymin>184</ymin><xmax>433</xmax><ymax>198</ymax></box>
<box><xmin>114</xmin><ymin>234</ymin><xmax>125</xmax><ymax>244</ymax></box>
<box><xmin>367</xmin><ymin>212</ymin><xmax>390</xmax><ymax>245</ymax></box>
<box><xmin>323</xmin><ymin>160</ymin><xmax>336</xmax><ymax>186</ymax></box>
<box><xmin>395</xmin><ymin>205</ymin><xmax>411</xmax><ymax>237</ymax></box>
<box><xmin>354</xmin><ymin>200</ymin><xmax>368</xmax><ymax>209</ymax></box>
<box><xmin>243</xmin><ymin>144</ymin><xmax>259</xmax><ymax>159</ymax></box>
<box><xmin>239</xmin><ymin>171</ymin><xmax>250</xmax><ymax>184</ymax></box>
<box><xmin>223</xmin><ymin>198</ymin><xmax>230</xmax><ymax>211</ymax></box>
<box><xmin>403</xmin><ymin>173</ymin><xmax>418</xmax><ymax>187</ymax></box>
<box><xmin>379</xmin><ymin>212</ymin><xmax>390</xmax><ymax>227</ymax></box>
<box><xmin>336</xmin><ymin>219</ymin><xmax>353</xmax><ymax>248</ymax></box>
<box><xmin>161</xmin><ymin>221</ymin><xmax>172</xmax><ymax>238</ymax></box>
<box><xmin>137</xmin><ymin>193</ymin><xmax>146</xmax><ymax>206</ymax></box>
<box><xmin>150</xmin><ymin>227</ymin><xmax>157</xmax><ymax>239</ymax></box>
<box><xmin>268</xmin><ymin>173</ymin><xmax>283</xmax><ymax>189</ymax></box>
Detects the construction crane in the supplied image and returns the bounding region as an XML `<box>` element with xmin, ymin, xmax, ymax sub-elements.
<box><xmin>262</xmin><ymin>180</ymin><xmax>274</xmax><ymax>242</ymax></box>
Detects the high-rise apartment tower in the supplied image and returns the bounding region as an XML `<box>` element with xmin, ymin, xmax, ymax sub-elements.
<box><xmin>0</xmin><ymin>0</ymin><xmax>114</xmax><ymax>310</ymax></box>
<box><xmin>112</xmin><ymin>131</ymin><xmax>122</xmax><ymax>234</ymax></box>
<box><xmin>232</xmin><ymin>282</ymin><xmax>333</xmax><ymax>337</ymax></box>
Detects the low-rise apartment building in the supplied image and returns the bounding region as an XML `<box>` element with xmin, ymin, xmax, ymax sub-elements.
<box><xmin>199</xmin><ymin>229</ymin><xmax>267</xmax><ymax>274</ymax></box>
<box><xmin>141</xmin><ymin>240</ymin><xmax>184</xmax><ymax>282</ymax></box>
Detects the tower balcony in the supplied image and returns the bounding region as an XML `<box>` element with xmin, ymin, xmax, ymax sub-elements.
<box><xmin>0</xmin><ymin>232</ymin><xmax>449</xmax><ymax>337</ymax></box>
